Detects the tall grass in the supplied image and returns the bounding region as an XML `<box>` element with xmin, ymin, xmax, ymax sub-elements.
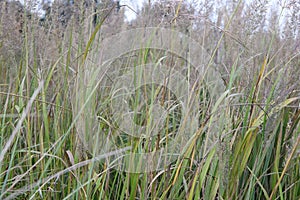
<box><xmin>0</xmin><ymin>0</ymin><xmax>299</xmax><ymax>199</ymax></box>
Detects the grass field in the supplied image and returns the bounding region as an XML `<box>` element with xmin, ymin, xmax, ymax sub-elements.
<box><xmin>0</xmin><ymin>1</ymin><xmax>299</xmax><ymax>199</ymax></box>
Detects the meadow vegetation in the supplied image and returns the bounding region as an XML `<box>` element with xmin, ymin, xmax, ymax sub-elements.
<box><xmin>0</xmin><ymin>0</ymin><xmax>299</xmax><ymax>199</ymax></box>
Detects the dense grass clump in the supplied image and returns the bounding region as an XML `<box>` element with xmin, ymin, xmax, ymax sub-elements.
<box><xmin>0</xmin><ymin>0</ymin><xmax>299</xmax><ymax>199</ymax></box>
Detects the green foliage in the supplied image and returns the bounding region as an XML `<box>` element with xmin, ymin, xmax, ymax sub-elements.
<box><xmin>0</xmin><ymin>0</ymin><xmax>299</xmax><ymax>199</ymax></box>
